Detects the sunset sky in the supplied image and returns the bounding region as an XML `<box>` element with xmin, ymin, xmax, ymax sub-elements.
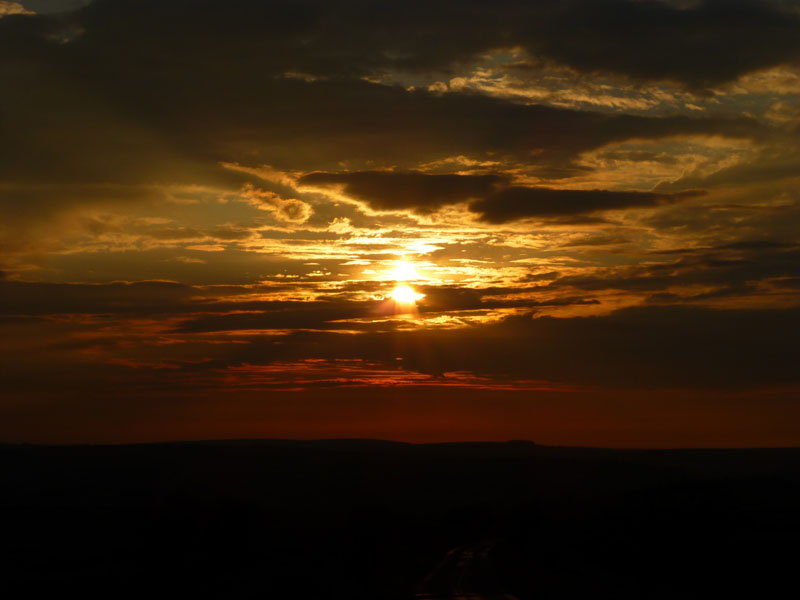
<box><xmin>1</xmin><ymin>0</ymin><xmax>799</xmax><ymax>446</ymax></box>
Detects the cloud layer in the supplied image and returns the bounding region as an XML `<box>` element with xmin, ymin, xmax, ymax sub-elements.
<box><xmin>1</xmin><ymin>0</ymin><xmax>799</xmax><ymax>444</ymax></box>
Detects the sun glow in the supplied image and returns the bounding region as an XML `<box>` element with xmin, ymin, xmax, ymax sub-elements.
<box><xmin>390</xmin><ymin>285</ymin><xmax>424</xmax><ymax>306</ymax></box>
<box><xmin>391</xmin><ymin>260</ymin><xmax>419</xmax><ymax>281</ymax></box>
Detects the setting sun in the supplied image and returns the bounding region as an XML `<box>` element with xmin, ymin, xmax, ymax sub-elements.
<box><xmin>391</xmin><ymin>285</ymin><xmax>424</xmax><ymax>306</ymax></box>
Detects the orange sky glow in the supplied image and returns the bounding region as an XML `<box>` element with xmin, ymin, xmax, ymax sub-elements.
<box><xmin>1</xmin><ymin>0</ymin><xmax>799</xmax><ymax>446</ymax></box>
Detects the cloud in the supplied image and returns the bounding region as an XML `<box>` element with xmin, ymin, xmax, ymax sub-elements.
<box><xmin>655</xmin><ymin>142</ymin><xmax>800</xmax><ymax>191</ymax></box>
<box><xmin>52</xmin><ymin>0</ymin><xmax>800</xmax><ymax>90</ymax></box>
<box><xmin>2</xmin><ymin>6</ymin><xmax>767</xmax><ymax>260</ymax></box>
<box><xmin>549</xmin><ymin>242</ymin><xmax>800</xmax><ymax>297</ymax></box>
<box><xmin>241</xmin><ymin>184</ymin><xmax>313</xmax><ymax>223</ymax></box>
<box><xmin>0</xmin><ymin>2</ymin><xmax>769</xmax><ymax>186</ymax></box>
<box><xmin>20</xmin><ymin>1</ymin><xmax>90</xmax><ymax>14</ymax></box>
<box><xmin>3</xmin><ymin>277</ymin><xmax>798</xmax><ymax>390</ymax></box>
<box><xmin>0</xmin><ymin>0</ymin><xmax>799</xmax><ymax>446</ymax></box>
<box><xmin>0</xmin><ymin>279</ymin><xmax>196</xmax><ymax>315</ymax></box>
<box><xmin>0</xmin><ymin>0</ymin><xmax>771</xmax><ymax>262</ymax></box>
<box><xmin>512</xmin><ymin>0</ymin><xmax>800</xmax><ymax>89</ymax></box>
<box><xmin>300</xmin><ymin>170</ymin><xmax>706</xmax><ymax>221</ymax></box>
<box><xmin>202</xmin><ymin>304</ymin><xmax>800</xmax><ymax>389</ymax></box>
<box><xmin>0</xmin><ymin>1</ymin><xmax>33</xmax><ymax>17</ymax></box>
<box><xmin>470</xmin><ymin>187</ymin><xmax>705</xmax><ymax>223</ymax></box>
<box><xmin>299</xmin><ymin>171</ymin><xmax>508</xmax><ymax>213</ymax></box>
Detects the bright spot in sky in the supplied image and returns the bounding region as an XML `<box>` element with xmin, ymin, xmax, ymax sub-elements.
<box><xmin>391</xmin><ymin>285</ymin><xmax>424</xmax><ymax>305</ymax></box>
<box><xmin>392</xmin><ymin>260</ymin><xmax>419</xmax><ymax>281</ymax></box>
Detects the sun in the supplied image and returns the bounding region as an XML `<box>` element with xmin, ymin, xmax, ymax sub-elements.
<box><xmin>390</xmin><ymin>285</ymin><xmax>424</xmax><ymax>306</ymax></box>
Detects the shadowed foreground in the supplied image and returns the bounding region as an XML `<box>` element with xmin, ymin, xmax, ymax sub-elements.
<box><xmin>2</xmin><ymin>440</ymin><xmax>799</xmax><ymax>599</ymax></box>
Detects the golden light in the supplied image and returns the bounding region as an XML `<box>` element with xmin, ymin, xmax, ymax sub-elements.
<box><xmin>391</xmin><ymin>260</ymin><xmax>419</xmax><ymax>281</ymax></box>
<box><xmin>390</xmin><ymin>285</ymin><xmax>424</xmax><ymax>306</ymax></box>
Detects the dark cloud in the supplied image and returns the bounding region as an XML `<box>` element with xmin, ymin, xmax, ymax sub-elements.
<box><xmin>299</xmin><ymin>171</ymin><xmax>507</xmax><ymax>213</ymax></box>
<box><xmin>21</xmin><ymin>1</ymin><xmax>91</xmax><ymax>12</ymax></box>
<box><xmin>0</xmin><ymin>280</ymin><xmax>196</xmax><ymax>315</ymax></box>
<box><xmin>402</xmin><ymin>305</ymin><xmax>800</xmax><ymax>388</ymax></box>
<box><xmin>1</xmin><ymin>277</ymin><xmax>798</xmax><ymax>398</ymax></box>
<box><xmin>512</xmin><ymin>0</ymin><xmax>800</xmax><ymax>89</ymax></box>
<box><xmin>291</xmin><ymin>305</ymin><xmax>795</xmax><ymax>387</ymax></box>
<box><xmin>0</xmin><ymin>1</ymin><xmax>769</xmax><ymax>188</ymax></box>
<box><xmin>136</xmin><ymin>305</ymin><xmax>800</xmax><ymax>389</ymax></box>
<box><xmin>776</xmin><ymin>277</ymin><xmax>800</xmax><ymax>289</ymax></box>
<box><xmin>0</xmin><ymin>72</ymin><xmax>761</xmax><ymax>191</ymax></box>
<box><xmin>470</xmin><ymin>187</ymin><xmax>705</xmax><ymax>223</ymax></box>
<box><xmin>641</xmin><ymin>195</ymin><xmax>800</xmax><ymax>241</ymax></box>
<box><xmin>300</xmin><ymin>170</ymin><xmax>707</xmax><ymax>220</ymax></box>
<box><xmin>55</xmin><ymin>0</ymin><xmax>800</xmax><ymax>89</ymax></box>
<box><xmin>551</xmin><ymin>242</ymin><xmax>800</xmax><ymax>294</ymax></box>
<box><xmin>2</xmin><ymin>0</ymin><xmax>774</xmax><ymax>261</ymax></box>
<box><xmin>0</xmin><ymin>280</ymin><xmax>337</xmax><ymax>316</ymax></box>
<box><xmin>0</xmin><ymin>279</ymin><xmax>596</xmax><ymax>325</ymax></box>
<box><xmin>172</xmin><ymin>300</ymin><xmax>384</xmax><ymax>334</ymax></box>
<box><xmin>416</xmin><ymin>285</ymin><xmax>599</xmax><ymax>312</ymax></box>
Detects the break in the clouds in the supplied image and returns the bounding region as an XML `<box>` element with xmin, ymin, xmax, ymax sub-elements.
<box><xmin>1</xmin><ymin>0</ymin><xmax>799</xmax><ymax>445</ymax></box>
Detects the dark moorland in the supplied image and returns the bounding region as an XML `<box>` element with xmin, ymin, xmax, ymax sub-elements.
<box><xmin>2</xmin><ymin>440</ymin><xmax>799</xmax><ymax>599</ymax></box>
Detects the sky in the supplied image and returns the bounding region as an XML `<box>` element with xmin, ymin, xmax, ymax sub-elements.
<box><xmin>1</xmin><ymin>0</ymin><xmax>799</xmax><ymax>446</ymax></box>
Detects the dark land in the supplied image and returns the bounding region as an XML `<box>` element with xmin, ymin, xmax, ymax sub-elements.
<box><xmin>2</xmin><ymin>439</ymin><xmax>799</xmax><ymax>599</ymax></box>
